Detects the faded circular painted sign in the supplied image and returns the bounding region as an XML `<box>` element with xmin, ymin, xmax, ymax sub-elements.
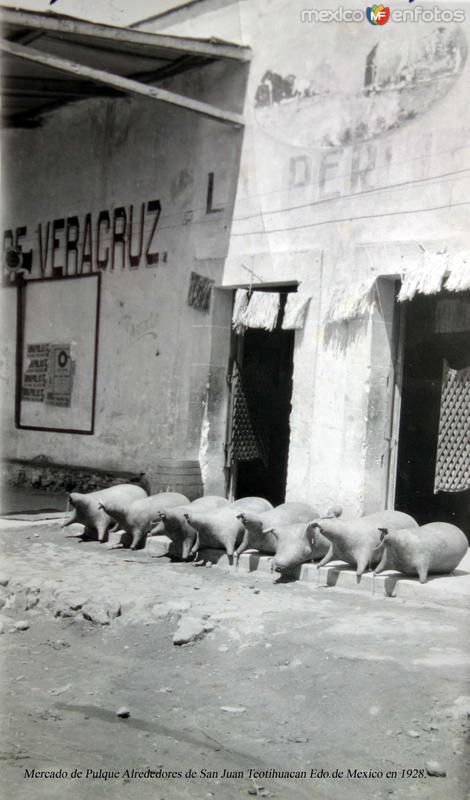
<box><xmin>254</xmin><ymin>26</ymin><xmax>467</xmax><ymax>149</ymax></box>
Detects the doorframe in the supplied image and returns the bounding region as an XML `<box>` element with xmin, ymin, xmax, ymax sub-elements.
<box><xmin>223</xmin><ymin>281</ymin><xmax>298</xmax><ymax>502</ymax></box>
<box><xmin>385</xmin><ymin>296</ymin><xmax>406</xmax><ymax>510</ymax></box>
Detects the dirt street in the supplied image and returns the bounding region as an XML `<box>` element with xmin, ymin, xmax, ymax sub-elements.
<box><xmin>0</xmin><ymin>522</ymin><xmax>469</xmax><ymax>800</ymax></box>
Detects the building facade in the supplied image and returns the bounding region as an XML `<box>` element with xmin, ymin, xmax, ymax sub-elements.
<box><xmin>2</xmin><ymin>2</ymin><xmax>469</xmax><ymax>534</ymax></box>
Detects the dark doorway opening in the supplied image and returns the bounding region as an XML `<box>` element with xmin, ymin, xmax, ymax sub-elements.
<box><xmin>228</xmin><ymin>290</ymin><xmax>296</xmax><ymax>507</ymax></box>
<box><xmin>395</xmin><ymin>291</ymin><xmax>470</xmax><ymax>539</ymax></box>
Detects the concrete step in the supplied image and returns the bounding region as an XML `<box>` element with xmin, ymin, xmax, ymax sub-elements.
<box><xmin>109</xmin><ymin>532</ymin><xmax>470</xmax><ymax>610</ymax></box>
<box><xmin>197</xmin><ymin>549</ymin><xmax>470</xmax><ymax>611</ymax></box>
<box><xmin>108</xmin><ymin>530</ymin><xmax>172</xmax><ymax>557</ymax></box>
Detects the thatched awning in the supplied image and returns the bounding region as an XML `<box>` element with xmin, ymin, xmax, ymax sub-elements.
<box><xmin>397</xmin><ymin>250</ymin><xmax>449</xmax><ymax>302</ymax></box>
<box><xmin>232</xmin><ymin>290</ymin><xmax>280</xmax><ymax>332</ymax></box>
<box><xmin>324</xmin><ymin>277</ymin><xmax>377</xmax><ymax>325</ymax></box>
<box><xmin>325</xmin><ymin>248</ymin><xmax>470</xmax><ymax>323</ymax></box>
<box><xmin>281</xmin><ymin>294</ymin><xmax>310</xmax><ymax>329</ymax></box>
<box><xmin>445</xmin><ymin>252</ymin><xmax>470</xmax><ymax>293</ymax></box>
<box><xmin>398</xmin><ymin>248</ymin><xmax>470</xmax><ymax>302</ymax></box>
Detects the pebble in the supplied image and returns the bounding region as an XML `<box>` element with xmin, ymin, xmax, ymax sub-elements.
<box><xmin>425</xmin><ymin>760</ymin><xmax>446</xmax><ymax>777</ymax></box>
<box><xmin>205</xmin><ymin>562</ymin><xmax>212</xmax><ymax>568</ymax></box>
<box><xmin>164</xmin><ymin>600</ymin><xmax>192</xmax><ymax>615</ymax></box>
<box><xmin>406</xmin><ymin>730</ymin><xmax>420</xmax><ymax>738</ymax></box>
<box><xmin>116</xmin><ymin>707</ymin><xmax>130</xmax><ymax>719</ymax></box>
<box><xmin>0</xmin><ymin>576</ymin><xmax>9</xmax><ymax>587</ymax></box>
<box><xmin>82</xmin><ymin>599</ymin><xmax>121</xmax><ymax>626</ymax></box>
<box><xmin>53</xmin><ymin>602</ymin><xmax>76</xmax><ymax>619</ymax></box>
<box><xmin>49</xmin><ymin>683</ymin><xmax>72</xmax><ymax>696</ymax></box>
<box><xmin>152</xmin><ymin>603</ymin><xmax>171</xmax><ymax>620</ymax></box>
<box><xmin>58</xmin><ymin>593</ymin><xmax>87</xmax><ymax>611</ymax></box>
<box><xmin>221</xmin><ymin>706</ymin><xmax>246</xmax><ymax>714</ymax></box>
<box><xmin>14</xmin><ymin>621</ymin><xmax>30</xmax><ymax>632</ymax></box>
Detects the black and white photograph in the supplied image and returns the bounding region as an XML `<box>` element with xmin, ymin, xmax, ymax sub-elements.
<box><xmin>0</xmin><ymin>0</ymin><xmax>469</xmax><ymax>798</ymax></box>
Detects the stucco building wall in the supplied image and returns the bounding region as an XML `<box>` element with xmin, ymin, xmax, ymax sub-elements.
<box><xmin>1</xmin><ymin>59</ymin><xmax>246</xmax><ymax>492</ymax></box>
<box><xmin>3</xmin><ymin>2</ymin><xmax>469</xmax><ymax>514</ymax></box>
<box><xmin>139</xmin><ymin>0</ymin><xmax>470</xmax><ymax>514</ymax></box>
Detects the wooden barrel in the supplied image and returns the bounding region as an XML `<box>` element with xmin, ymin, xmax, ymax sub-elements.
<box><xmin>153</xmin><ymin>459</ymin><xmax>203</xmax><ymax>501</ymax></box>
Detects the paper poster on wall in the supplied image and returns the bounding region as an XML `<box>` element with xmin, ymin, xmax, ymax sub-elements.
<box><xmin>21</xmin><ymin>343</ymin><xmax>74</xmax><ymax>406</ymax></box>
<box><xmin>21</xmin><ymin>343</ymin><xmax>50</xmax><ymax>402</ymax></box>
<box><xmin>45</xmin><ymin>345</ymin><xmax>73</xmax><ymax>407</ymax></box>
<box><xmin>18</xmin><ymin>274</ymin><xmax>100</xmax><ymax>433</ymax></box>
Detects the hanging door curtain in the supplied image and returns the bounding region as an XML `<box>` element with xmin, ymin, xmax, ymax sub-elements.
<box><xmin>229</xmin><ymin>362</ymin><xmax>269</xmax><ymax>466</ymax></box>
<box><xmin>434</xmin><ymin>360</ymin><xmax>470</xmax><ymax>493</ymax></box>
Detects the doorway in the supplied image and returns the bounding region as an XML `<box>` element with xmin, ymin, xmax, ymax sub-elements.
<box><xmin>395</xmin><ymin>291</ymin><xmax>470</xmax><ymax>538</ymax></box>
<box><xmin>227</xmin><ymin>290</ymin><xmax>296</xmax><ymax>506</ymax></box>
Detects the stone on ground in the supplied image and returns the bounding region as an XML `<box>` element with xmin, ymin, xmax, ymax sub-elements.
<box><xmin>173</xmin><ymin>616</ymin><xmax>206</xmax><ymax>645</ymax></box>
<box><xmin>425</xmin><ymin>760</ymin><xmax>446</xmax><ymax>777</ymax></box>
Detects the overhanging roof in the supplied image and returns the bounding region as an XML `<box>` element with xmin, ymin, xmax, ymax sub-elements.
<box><xmin>0</xmin><ymin>7</ymin><xmax>250</xmax><ymax>129</ymax></box>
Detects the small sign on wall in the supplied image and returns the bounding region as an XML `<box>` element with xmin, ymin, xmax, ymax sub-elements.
<box><xmin>187</xmin><ymin>271</ymin><xmax>214</xmax><ymax>313</ymax></box>
<box><xmin>22</xmin><ymin>343</ymin><xmax>74</xmax><ymax>407</ymax></box>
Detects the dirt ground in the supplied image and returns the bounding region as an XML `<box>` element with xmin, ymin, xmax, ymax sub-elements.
<box><xmin>0</xmin><ymin>521</ymin><xmax>469</xmax><ymax>800</ymax></box>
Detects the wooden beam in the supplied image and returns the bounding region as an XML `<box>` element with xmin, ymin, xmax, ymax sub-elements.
<box><xmin>0</xmin><ymin>38</ymin><xmax>245</xmax><ymax>127</ymax></box>
<box><xmin>133</xmin><ymin>53</ymin><xmax>210</xmax><ymax>83</ymax></box>
<box><xmin>4</xmin><ymin>55</ymin><xmax>210</xmax><ymax>89</ymax></box>
<box><xmin>0</xmin><ymin>8</ymin><xmax>252</xmax><ymax>62</ymax></box>
<box><xmin>10</xmin><ymin>28</ymin><xmax>43</xmax><ymax>46</ymax></box>
<box><xmin>43</xmin><ymin>34</ymin><xmax>174</xmax><ymax>65</ymax></box>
